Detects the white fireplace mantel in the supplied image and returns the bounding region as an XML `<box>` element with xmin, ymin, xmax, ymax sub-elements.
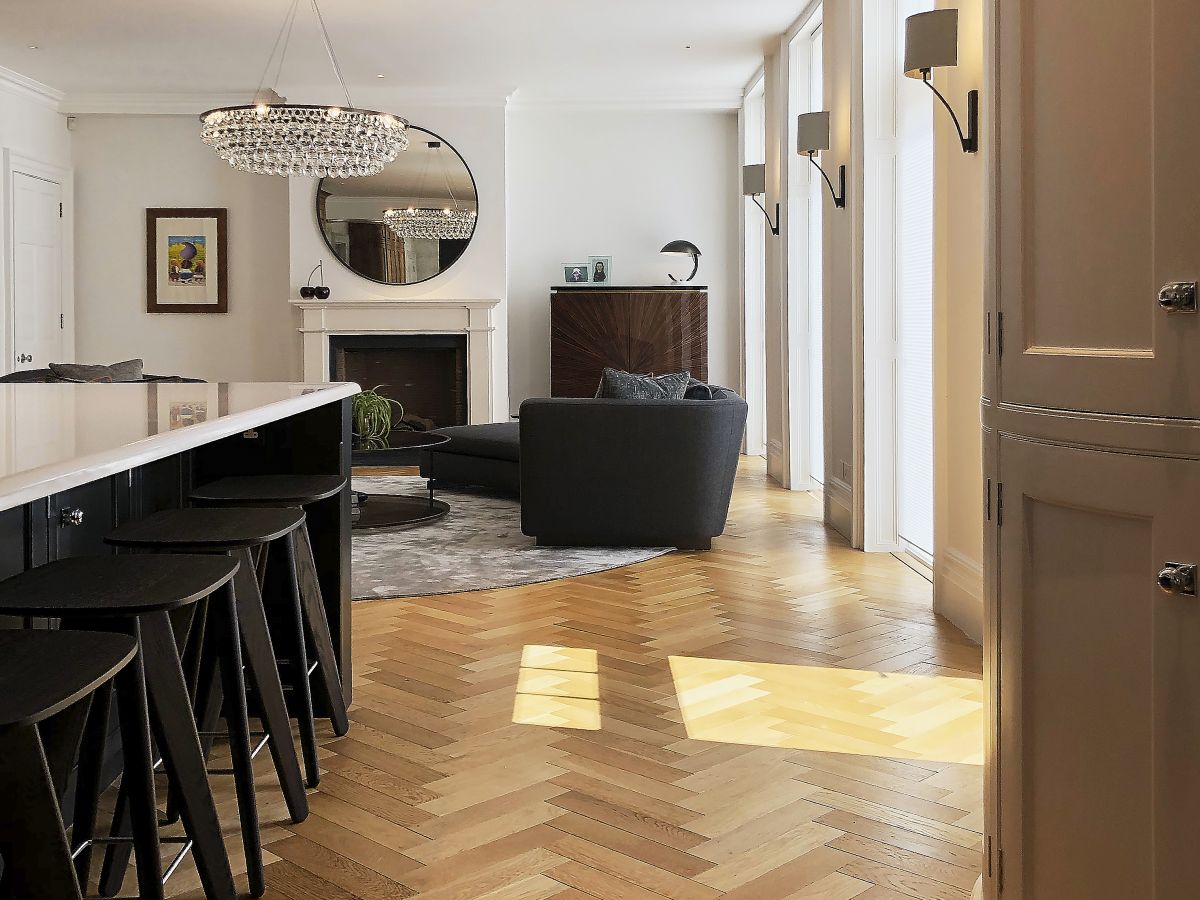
<box><xmin>293</xmin><ymin>298</ymin><xmax>501</xmax><ymax>424</ymax></box>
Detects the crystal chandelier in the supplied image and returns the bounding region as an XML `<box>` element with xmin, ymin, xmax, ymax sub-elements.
<box><xmin>200</xmin><ymin>0</ymin><xmax>408</xmax><ymax>177</ymax></box>
<box><xmin>383</xmin><ymin>141</ymin><xmax>478</xmax><ymax>241</ymax></box>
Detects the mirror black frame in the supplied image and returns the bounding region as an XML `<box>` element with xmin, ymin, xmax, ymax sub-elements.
<box><xmin>314</xmin><ymin>124</ymin><xmax>480</xmax><ymax>287</ymax></box>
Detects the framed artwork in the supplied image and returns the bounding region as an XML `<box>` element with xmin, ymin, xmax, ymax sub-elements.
<box><xmin>588</xmin><ymin>256</ymin><xmax>612</xmax><ymax>284</ymax></box>
<box><xmin>563</xmin><ymin>263</ymin><xmax>589</xmax><ymax>284</ymax></box>
<box><xmin>146</xmin><ymin>207</ymin><xmax>228</xmax><ymax>313</ymax></box>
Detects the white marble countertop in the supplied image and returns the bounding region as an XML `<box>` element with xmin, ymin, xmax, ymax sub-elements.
<box><xmin>0</xmin><ymin>382</ymin><xmax>359</xmax><ymax>511</ymax></box>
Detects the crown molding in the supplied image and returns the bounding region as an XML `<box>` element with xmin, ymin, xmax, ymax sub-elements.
<box><xmin>0</xmin><ymin>65</ymin><xmax>65</xmax><ymax>108</ymax></box>
<box><xmin>61</xmin><ymin>86</ymin><xmax>517</xmax><ymax>116</ymax></box>
<box><xmin>506</xmin><ymin>87</ymin><xmax>744</xmax><ymax>112</ymax></box>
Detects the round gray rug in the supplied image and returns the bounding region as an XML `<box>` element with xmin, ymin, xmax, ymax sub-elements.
<box><xmin>351</xmin><ymin>475</ymin><xmax>671</xmax><ymax>600</ymax></box>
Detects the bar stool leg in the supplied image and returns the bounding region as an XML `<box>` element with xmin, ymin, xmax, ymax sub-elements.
<box><xmin>212</xmin><ymin>579</ymin><xmax>266</xmax><ymax>897</ymax></box>
<box><xmin>232</xmin><ymin>549</ymin><xmax>309</xmax><ymax>824</ymax></box>
<box><xmin>283</xmin><ymin>533</ymin><xmax>320</xmax><ymax>787</ymax></box>
<box><xmin>293</xmin><ymin>522</ymin><xmax>350</xmax><ymax>735</ymax></box>
<box><xmin>138</xmin><ymin>611</ymin><xmax>237</xmax><ymax>900</ymax></box>
<box><xmin>69</xmin><ymin>683</ymin><xmax>112</xmax><ymax>889</ymax></box>
<box><xmin>0</xmin><ymin>726</ymin><xmax>83</xmax><ymax>899</ymax></box>
<box><xmin>111</xmin><ymin>644</ymin><xmax>165</xmax><ymax>900</ymax></box>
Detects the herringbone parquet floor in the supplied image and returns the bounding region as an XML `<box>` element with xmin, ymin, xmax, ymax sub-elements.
<box><xmin>163</xmin><ymin>457</ymin><xmax>984</xmax><ymax>900</ymax></box>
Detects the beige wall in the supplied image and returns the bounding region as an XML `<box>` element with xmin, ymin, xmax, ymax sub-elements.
<box><xmin>933</xmin><ymin>0</ymin><xmax>984</xmax><ymax>642</ymax></box>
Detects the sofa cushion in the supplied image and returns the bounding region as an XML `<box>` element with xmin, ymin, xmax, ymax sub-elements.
<box><xmin>684</xmin><ymin>377</ymin><xmax>713</xmax><ymax>400</ymax></box>
<box><xmin>49</xmin><ymin>359</ymin><xmax>144</xmax><ymax>383</ymax></box>
<box><xmin>595</xmin><ymin>368</ymin><xmax>690</xmax><ymax>400</ymax></box>
<box><xmin>431</xmin><ymin>422</ymin><xmax>520</xmax><ymax>461</ymax></box>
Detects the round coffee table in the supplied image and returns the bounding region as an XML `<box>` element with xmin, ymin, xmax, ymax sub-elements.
<box><xmin>353</xmin><ymin>432</ymin><xmax>451</xmax><ymax>530</ymax></box>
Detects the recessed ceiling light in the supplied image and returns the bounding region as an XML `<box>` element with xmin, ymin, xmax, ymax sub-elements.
<box><xmin>376</xmin><ymin>73</ymin><xmax>385</xmax><ymax>78</ymax></box>
<box><xmin>27</xmin><ymin>44</ymin><xmax>39</xmax><ymax>50</ymax></box>
<box><xmin>685</xmin><ymin>44</ymin><xmax>692</xmax><ymax>50</ymax></box>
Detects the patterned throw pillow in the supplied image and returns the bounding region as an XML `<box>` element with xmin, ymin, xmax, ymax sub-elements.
<box><xmin>595</xmin><ymin>368</ymin><xmax>691</xmax><ymax>400</ymax></box>
<box><xmin>49</xmin><ymin>359</ymin><xmax>144</xmax><ymax>383</ymax></box>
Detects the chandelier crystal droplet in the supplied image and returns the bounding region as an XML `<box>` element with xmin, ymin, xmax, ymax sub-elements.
<box><xmin>200</xmin><ymin>0</ymin><xmax>408</xmax><ymax>177</ymax></box>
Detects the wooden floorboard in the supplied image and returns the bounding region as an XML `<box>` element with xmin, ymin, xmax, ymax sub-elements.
<box><xmin>154</xmin><ymin>457</ymin><xmax>983</xmax><ymax>899</ymax></box>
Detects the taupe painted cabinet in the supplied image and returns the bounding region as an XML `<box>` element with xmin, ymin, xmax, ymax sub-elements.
<box><xmin>985</xmin><ymin>0</ymin><xmax>1200</xmax><ymax>896</ymax></box>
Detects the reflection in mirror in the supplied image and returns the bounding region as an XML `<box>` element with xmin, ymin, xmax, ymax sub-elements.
<box><xmin>317</xmin><ymin>126</ymin><xmax>478</xmax><ymax>285</ymax></box>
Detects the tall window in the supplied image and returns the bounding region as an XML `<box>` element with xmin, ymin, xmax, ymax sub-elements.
<box><xmin>894</xmin><ymin>0</ymin><xmax>934</xmax><ymax>562</ymax></box>
<box><xmin>807</xmin><ymin>25</ymin><xmax>825</xmax><ymax>485</ymax></box>
<box><xmin>743</xmin><ymin>77</ymin><xmax>767</xmax><ymax>457</ymax></box>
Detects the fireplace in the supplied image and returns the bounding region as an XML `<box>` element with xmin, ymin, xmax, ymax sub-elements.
<box><xmin>329</xmin><ymin>334</ymin><xmax>468</xmax><ymax>456</ymax></box>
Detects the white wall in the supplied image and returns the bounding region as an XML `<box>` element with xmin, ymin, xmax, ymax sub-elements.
<box><xmin>505</xmin><ymin>108</ymin><xmax>740</xmax><ymax>412</ymax></box>
<box><xmin>287</xmin><ymin>102</ymin><xmax>509</xmax><ymax>419</ymax></box>
<box><xmin>933</xmin><ymin>0</ymin><xmax>984</xmax><ymax>642</ymax></box>
<box><xmin>71</xmin><ymin>115</ymin><xmax>295</xmax><ymax>382</ymax></box>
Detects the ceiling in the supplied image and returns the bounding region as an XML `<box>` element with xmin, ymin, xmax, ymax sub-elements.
<box><xmin>2</xmin><ymin>0</ymin><xmax>801</xmax><ymax>109</ymax></box>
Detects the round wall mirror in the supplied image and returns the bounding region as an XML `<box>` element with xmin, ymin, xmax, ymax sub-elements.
<box><xmin>316</xmin><ymin>126</ymin><xmax>478</xmax><ymax>285</ymax></box>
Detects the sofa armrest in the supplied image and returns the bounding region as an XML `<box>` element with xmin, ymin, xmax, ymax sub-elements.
<box><xmin>519</xmin><ymin>397</ymin><xmax>747</xmax><ymax>547</ymax></box>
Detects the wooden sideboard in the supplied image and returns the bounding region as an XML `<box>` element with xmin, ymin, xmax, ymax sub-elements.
<box><xmin>550</xmin><ymin>285</ymin><xmax>709</xmax><ymax>397</ymax></box>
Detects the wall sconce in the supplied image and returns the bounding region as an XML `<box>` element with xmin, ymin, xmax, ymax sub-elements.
<box><xmin>903</xmin><ymin>9</ymin><xmax>978</xmax><ymax>153</ymax></box>
<box><xmin>660</xmin><ymin>240</ymin><xmax>702</xmax><ymax>282</ymax></box>
<box><xmin>796</xmin><ymin>112</ymin><xmax>846</xmax><ymax>209</ymax></box>
<box><xmin>741</xmin><ymin>164</ymin><xmax>779</xmax><ymax>235</ymax></box>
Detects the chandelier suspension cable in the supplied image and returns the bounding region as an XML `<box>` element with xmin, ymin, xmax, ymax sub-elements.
<box><xmin>310</xmin><ymin>0</ymin><xmax>354</xmax><ymax>108</ymax></box>
<box><xmin>254</xmin><ymin>0</ymin><xmax>301</xmax><ymax>99</ymax></box>
<box><xmin>437</xmin><ymin>145</ymin><xmax>460</xmax><ymax>211</ymax></box>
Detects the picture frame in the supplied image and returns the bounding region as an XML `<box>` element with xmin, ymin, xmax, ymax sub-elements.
<box><xmin>147</xmin><ymin>207</ymin><xmax>228</xmax><ymax>313</ymax></box>
<box><xmin>563</xmin><ymin>263</ymin><xmax>590</xmax><ymax>284</ymax></box>
<box><xmin>588</xmin><ymin>255</ymin><xmax>612</xmax><ymax>284</ymax></box>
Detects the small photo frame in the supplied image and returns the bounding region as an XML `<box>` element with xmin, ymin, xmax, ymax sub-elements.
<box><xmin>588</xmin><ymin>256</ymin><xmax>612</xmax><ymax>284</ymax></box>
<box><xmin>563</xmin><ymin>263</ymin><xmax>590</xmax><ymax>284</ymax></box>
<box><xmin>147</xmin><ymin>207</ymin><xmax>228</xmax><ymax>313</ymax></box>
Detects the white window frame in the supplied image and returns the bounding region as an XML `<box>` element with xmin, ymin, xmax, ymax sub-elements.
<box><xmin>739</xmin><ymin>72</ymin><xmax>767</xmax><ymax>458</ymax></box>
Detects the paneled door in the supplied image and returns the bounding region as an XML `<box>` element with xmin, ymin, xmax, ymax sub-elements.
<box><xmin>12</xmin><ymin>171</ymin><xmax>63</xmax><ymax>372</ymax></box>
<box><xmin>996</xmin><ymin>436</ymin><xmax>1200</xmax><ymax>897</ymax></box>
<box><xmin>995</xmin><ymin>0</ymin><xmax>1200</xmax><ymax>418</ymax></box>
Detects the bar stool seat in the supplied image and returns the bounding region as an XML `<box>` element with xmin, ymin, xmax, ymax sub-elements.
<box><xmin>0</xmin><ymin>631</ymin><xmax>139</xmax><ymax>900</ymax></box>
<box><xmin>106</xmin><ymin>507</ymin><xmax>305</xmax><ymax>551</ymax></box>
<box><xmin>0</xmin><ymin>556</ymin><xmax>242</xmax><ymax>900</ymax></box>
<box><xmin>190</xmin><ymin>474</ymin><xmax>346</xmax><ymax>506</ymax></box>
<box><xmin>190</xmin><ymin>475</ymin><xmax>351</xmax><ymax>789</ymax></box>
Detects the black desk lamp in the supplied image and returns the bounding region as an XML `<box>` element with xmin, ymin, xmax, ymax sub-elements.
<box><xmin>660</xmin><ymin>240</ymin><xmax>701</xmax><ymax>283</ymax></box>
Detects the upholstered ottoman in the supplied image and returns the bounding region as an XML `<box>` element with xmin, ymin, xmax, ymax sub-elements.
<box><xmin>418</xmin><ymin>422</ymin><xmax>520</xmax><ymax>495</ymax></box>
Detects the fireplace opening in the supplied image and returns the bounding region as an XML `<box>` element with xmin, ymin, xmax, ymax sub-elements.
<box><xmin>330</xmin><ymin>334</ymin><xmax>468</xmax><ymax>447</ymax></box>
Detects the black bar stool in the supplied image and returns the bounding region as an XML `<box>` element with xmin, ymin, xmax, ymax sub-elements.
<box><xmin>190</xmin><ymin>475</ymin><xmax>350</xmax><ymax>788</ymax></box>
<box><xmin>0</xmin><ymin>630</ymin><xmax>140</xmax><ymax>900</ymax></box>
<box><xmin>104</xmin><ymin>507</ymin><xmax>311</xmax><ymax>896</ymax></box>
<box><xmin>0</xmin><ymin>557</ymin><xmax>241</xmax><ymax>900</ymax></box>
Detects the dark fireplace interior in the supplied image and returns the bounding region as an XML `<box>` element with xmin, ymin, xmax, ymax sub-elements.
<box><xmin>330</xmin><ymin>334</ymin><xmax>468</xmax><ymax>450</ymax></box>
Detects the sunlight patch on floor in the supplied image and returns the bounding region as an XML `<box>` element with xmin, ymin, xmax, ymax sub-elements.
<box><xmin>668</xmin><ymin>656</ymin><xmax>984</xmax><ymax>765</ymax></box>
<box><xmin>513</xmin><ymin>645</ymin><xmax>601</xmax><ymax>730</ymax></box>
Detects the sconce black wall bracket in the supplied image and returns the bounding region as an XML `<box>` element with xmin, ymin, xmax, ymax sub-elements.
<box><xmin>751</xmin><ymin>196</ymin><xmax>781</xmax><ymax>235</ymax></box>
<box><xmin>922</xmin><ymin>72</ymin><xmax>978</xmax><ymax>153</ymax></box>
<box><xmin>807</xmin><ymin>154</ymin><xmax>847</xmax><ymax>209</ymax></box>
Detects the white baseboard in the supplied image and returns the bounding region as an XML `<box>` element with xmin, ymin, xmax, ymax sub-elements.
<box><xmin>826</xmin><ymin>476</ymin><xmax>853</xmax><ymax>542</ymax></box>
<box><xmin>935</xmin><ymin>546</ymin><xmax>983</xmax><ymax>644</ymax></box>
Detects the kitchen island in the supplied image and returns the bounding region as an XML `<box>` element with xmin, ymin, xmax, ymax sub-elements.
<box><xmin>0</xmin><ymin>381</ymin><xmax>359</xmax><ymax>705</ymax></box>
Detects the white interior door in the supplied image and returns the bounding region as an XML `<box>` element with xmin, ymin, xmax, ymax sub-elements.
<box><xmin>12</xmin><ymin>171</ymin><xmax>63</xmax><ymax>372</ymax></box>
<box><xmin>997</xmin><ymin>436</ymin><xmax>1200</xmax><ymax>897</ymax></box>
<box><xmin>996</xmin><ymin>0</ymin><xmax>1200</xmax><ymax>418</ymax></box>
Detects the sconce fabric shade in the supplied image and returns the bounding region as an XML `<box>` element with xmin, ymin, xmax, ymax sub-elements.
<box><xmin>742</xmin><ymin>163</ymin><xmax>766</xmax><ymax>196</ymax></box>
<box><xmin>796</xmin><ymin>111</ymin><xmax>831</xmax><ymax>155</ymax></box>
<box><xmin>904</xmin><ymin>9</ymin><xmax>959</xmax><ymax>77</ymax></box>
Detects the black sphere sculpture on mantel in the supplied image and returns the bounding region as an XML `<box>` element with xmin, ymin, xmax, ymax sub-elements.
<box><xmin>660</xmin><ymin>240</ymin><xmax>702</xmax><ymax>283</ymax></box>
<box><xmin>299</xmin><ymin>261</ymin><xmax>331</xmax><ymax>300</ymax></box>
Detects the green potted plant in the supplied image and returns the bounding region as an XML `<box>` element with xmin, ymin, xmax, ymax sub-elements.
<box><xmin>351</xmin><ymin>386</ymin><xmax>409</xmax><ymax>450</ymax></box>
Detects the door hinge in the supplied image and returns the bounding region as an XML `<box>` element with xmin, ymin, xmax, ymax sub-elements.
<box><xmin>996</xmin><ymin>482</ymin><xmax>1004</xmax><ymax>527</ymax></box>
<box><xmin>59</xmin><ymin>313</ymin><xmax>64</xmax><ymax>330</ymax></box>
<box><xmin>58</xmin><ymin>202</ymin><xmax>63</xmax><ymax>218</ymax></box>
<box><xmin>996</xmin><ymin>311</ymin><xmax>1004</xmax><ymax>358</ymax></box>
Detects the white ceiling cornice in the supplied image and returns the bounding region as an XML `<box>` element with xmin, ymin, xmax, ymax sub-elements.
<box><xmin>61</xmin><ymin>87</ymin><xmax>518</xmax><ymax>116</ymax></box>
<box><xmin>0</xmin><ymin>64</ymin><xmax>64</xmax><ymax>108</ymax></box>
<box><xmin>506</xmin><ymin>88</ymin><xmax>744</xmax><ymax>112</ymax></box>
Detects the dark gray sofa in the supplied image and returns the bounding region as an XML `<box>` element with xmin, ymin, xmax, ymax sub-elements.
<box><xmin>518</xmin><ymin>395</ymin><xmax>748</xmax><ymax>550</ymax></box>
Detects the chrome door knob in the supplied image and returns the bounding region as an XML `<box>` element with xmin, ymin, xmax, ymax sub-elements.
<box><xmin>1157</xmin><ymin>562</ymin><xmax>1196</xmax><ymax>595</ymax></box>
<box><xmin>1158</xmin><ymin>281</ymin><xmax>1197</xmax><ymax>312</ymax></box>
